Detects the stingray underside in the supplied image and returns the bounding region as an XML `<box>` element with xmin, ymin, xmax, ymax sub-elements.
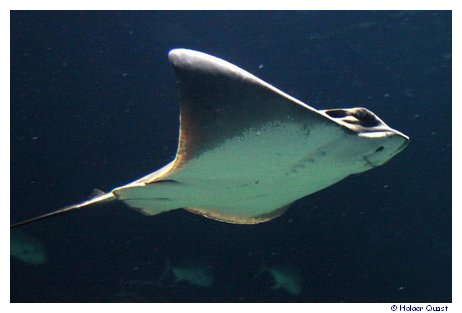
<box><xmin>113</xmin><ymin>49</ymin><xmax>348</xmax><ymax>224</ymax></box>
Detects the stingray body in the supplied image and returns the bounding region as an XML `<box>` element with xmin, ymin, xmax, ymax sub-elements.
<box><xmin>11</xmin><ymin>48</ymin><xmax>409</xmax><ymax>227</ymax></box>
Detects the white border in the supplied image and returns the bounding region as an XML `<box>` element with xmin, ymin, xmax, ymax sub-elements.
<box><xmin>3</xmin><ymin>0</ymin><xmax>457</xmax><ymax>311</ymax></box>
<box><xmin>1</xmin><ymin>0</ymin><xmax>459</xmax><ymax>10</ymax></box>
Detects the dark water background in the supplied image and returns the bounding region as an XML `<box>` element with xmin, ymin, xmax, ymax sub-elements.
<box><xmin>10</xmin><ymin>11</ymin><xmax>451</xmax><ymax>302</ymax></box>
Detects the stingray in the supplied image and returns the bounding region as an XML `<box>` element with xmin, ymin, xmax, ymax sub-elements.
<box><xmin>168</xmin><ymin>263</ymin><xmax>214</xmax><ymax>287</ymax></box>
<box><xmin>11</xmin><ymin>48</ymin><xmax>409</xmax><ymax>228</ymax></box>
<box><xmin>254</xmin><ymin>264</ymin><xmax>304</xmax><ymax>296</ymax></box>
<box><xmin>10</xmin><ymin>229</ymin><xmax>47</xmax><ymax>265</ymax></box>
<box><xmin>121</xmin><ymin>261</ymin><xmax>214</xmax><ymax>289</ymax></box>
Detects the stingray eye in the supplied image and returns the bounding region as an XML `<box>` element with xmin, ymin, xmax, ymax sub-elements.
<box><xmin>324</xmin><ymin>109</ymin><xmax>348</xmax><ymax>118</ymax></box>
<box><xmin>375</xmin><ymin>146</ymin><xmax>385</xmax><ymax>152</ymax></box>
<box><xmin>350</xmin><ymin>108</ymin><xmax>381</xmax><ymax>127</ymax></box>
<box><xmin>324</xmin><ymin>108</ymin><xmax>383</xmax><ymax>128</ymax></box>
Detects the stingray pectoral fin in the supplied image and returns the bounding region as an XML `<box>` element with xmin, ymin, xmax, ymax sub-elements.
<box><xmin>113</xmin><ymin>181</ymin><xmax>182</xmax><ymax>216</ymax></box>
<box><xmin>10</xmin><ymin>192</ymin><xmax>116</xmax><ymax>228</ymax></box>
<box><xmin>168</xmin><ymin>49</ymin><xmax>340</xmax><ymax>168</ymax></box>
<box><xmin>185</xmin><ymin>202</ymin><xmax>293</xmax><ymax>225</ymax></box>
<box><xmin>120</xmin><ymin>198</ymin><xmax>178</xmax><ymax>216</ymax></box>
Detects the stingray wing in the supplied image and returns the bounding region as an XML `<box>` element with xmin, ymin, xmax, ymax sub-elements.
<box><xmin>167</xmin><ymin>49</ymin><xmax>341</xmax><ymax>169</ymax></box>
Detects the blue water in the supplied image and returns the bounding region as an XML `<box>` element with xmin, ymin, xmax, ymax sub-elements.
<box><xmin>11</xmin><ymin>11</ymin><xmax>451</xmax><ymax>302</ymax></box>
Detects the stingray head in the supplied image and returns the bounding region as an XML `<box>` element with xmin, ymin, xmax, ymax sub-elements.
<box><xmin>322</xmin><ymin>107</ymin><xmax>409</xmax><ymax>170</ymax></box>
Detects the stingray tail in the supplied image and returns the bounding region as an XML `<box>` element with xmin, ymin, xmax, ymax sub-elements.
<box><xmin>10</xmin><ymin>192</ymin><xmax>116</xmax><ymax>228</ymax></box>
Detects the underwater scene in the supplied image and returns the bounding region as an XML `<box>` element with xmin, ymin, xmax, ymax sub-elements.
<box><xmin>10</xmin><ymin>11</ymin><xmax>451</xmax><ymax>302</ymax></box>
